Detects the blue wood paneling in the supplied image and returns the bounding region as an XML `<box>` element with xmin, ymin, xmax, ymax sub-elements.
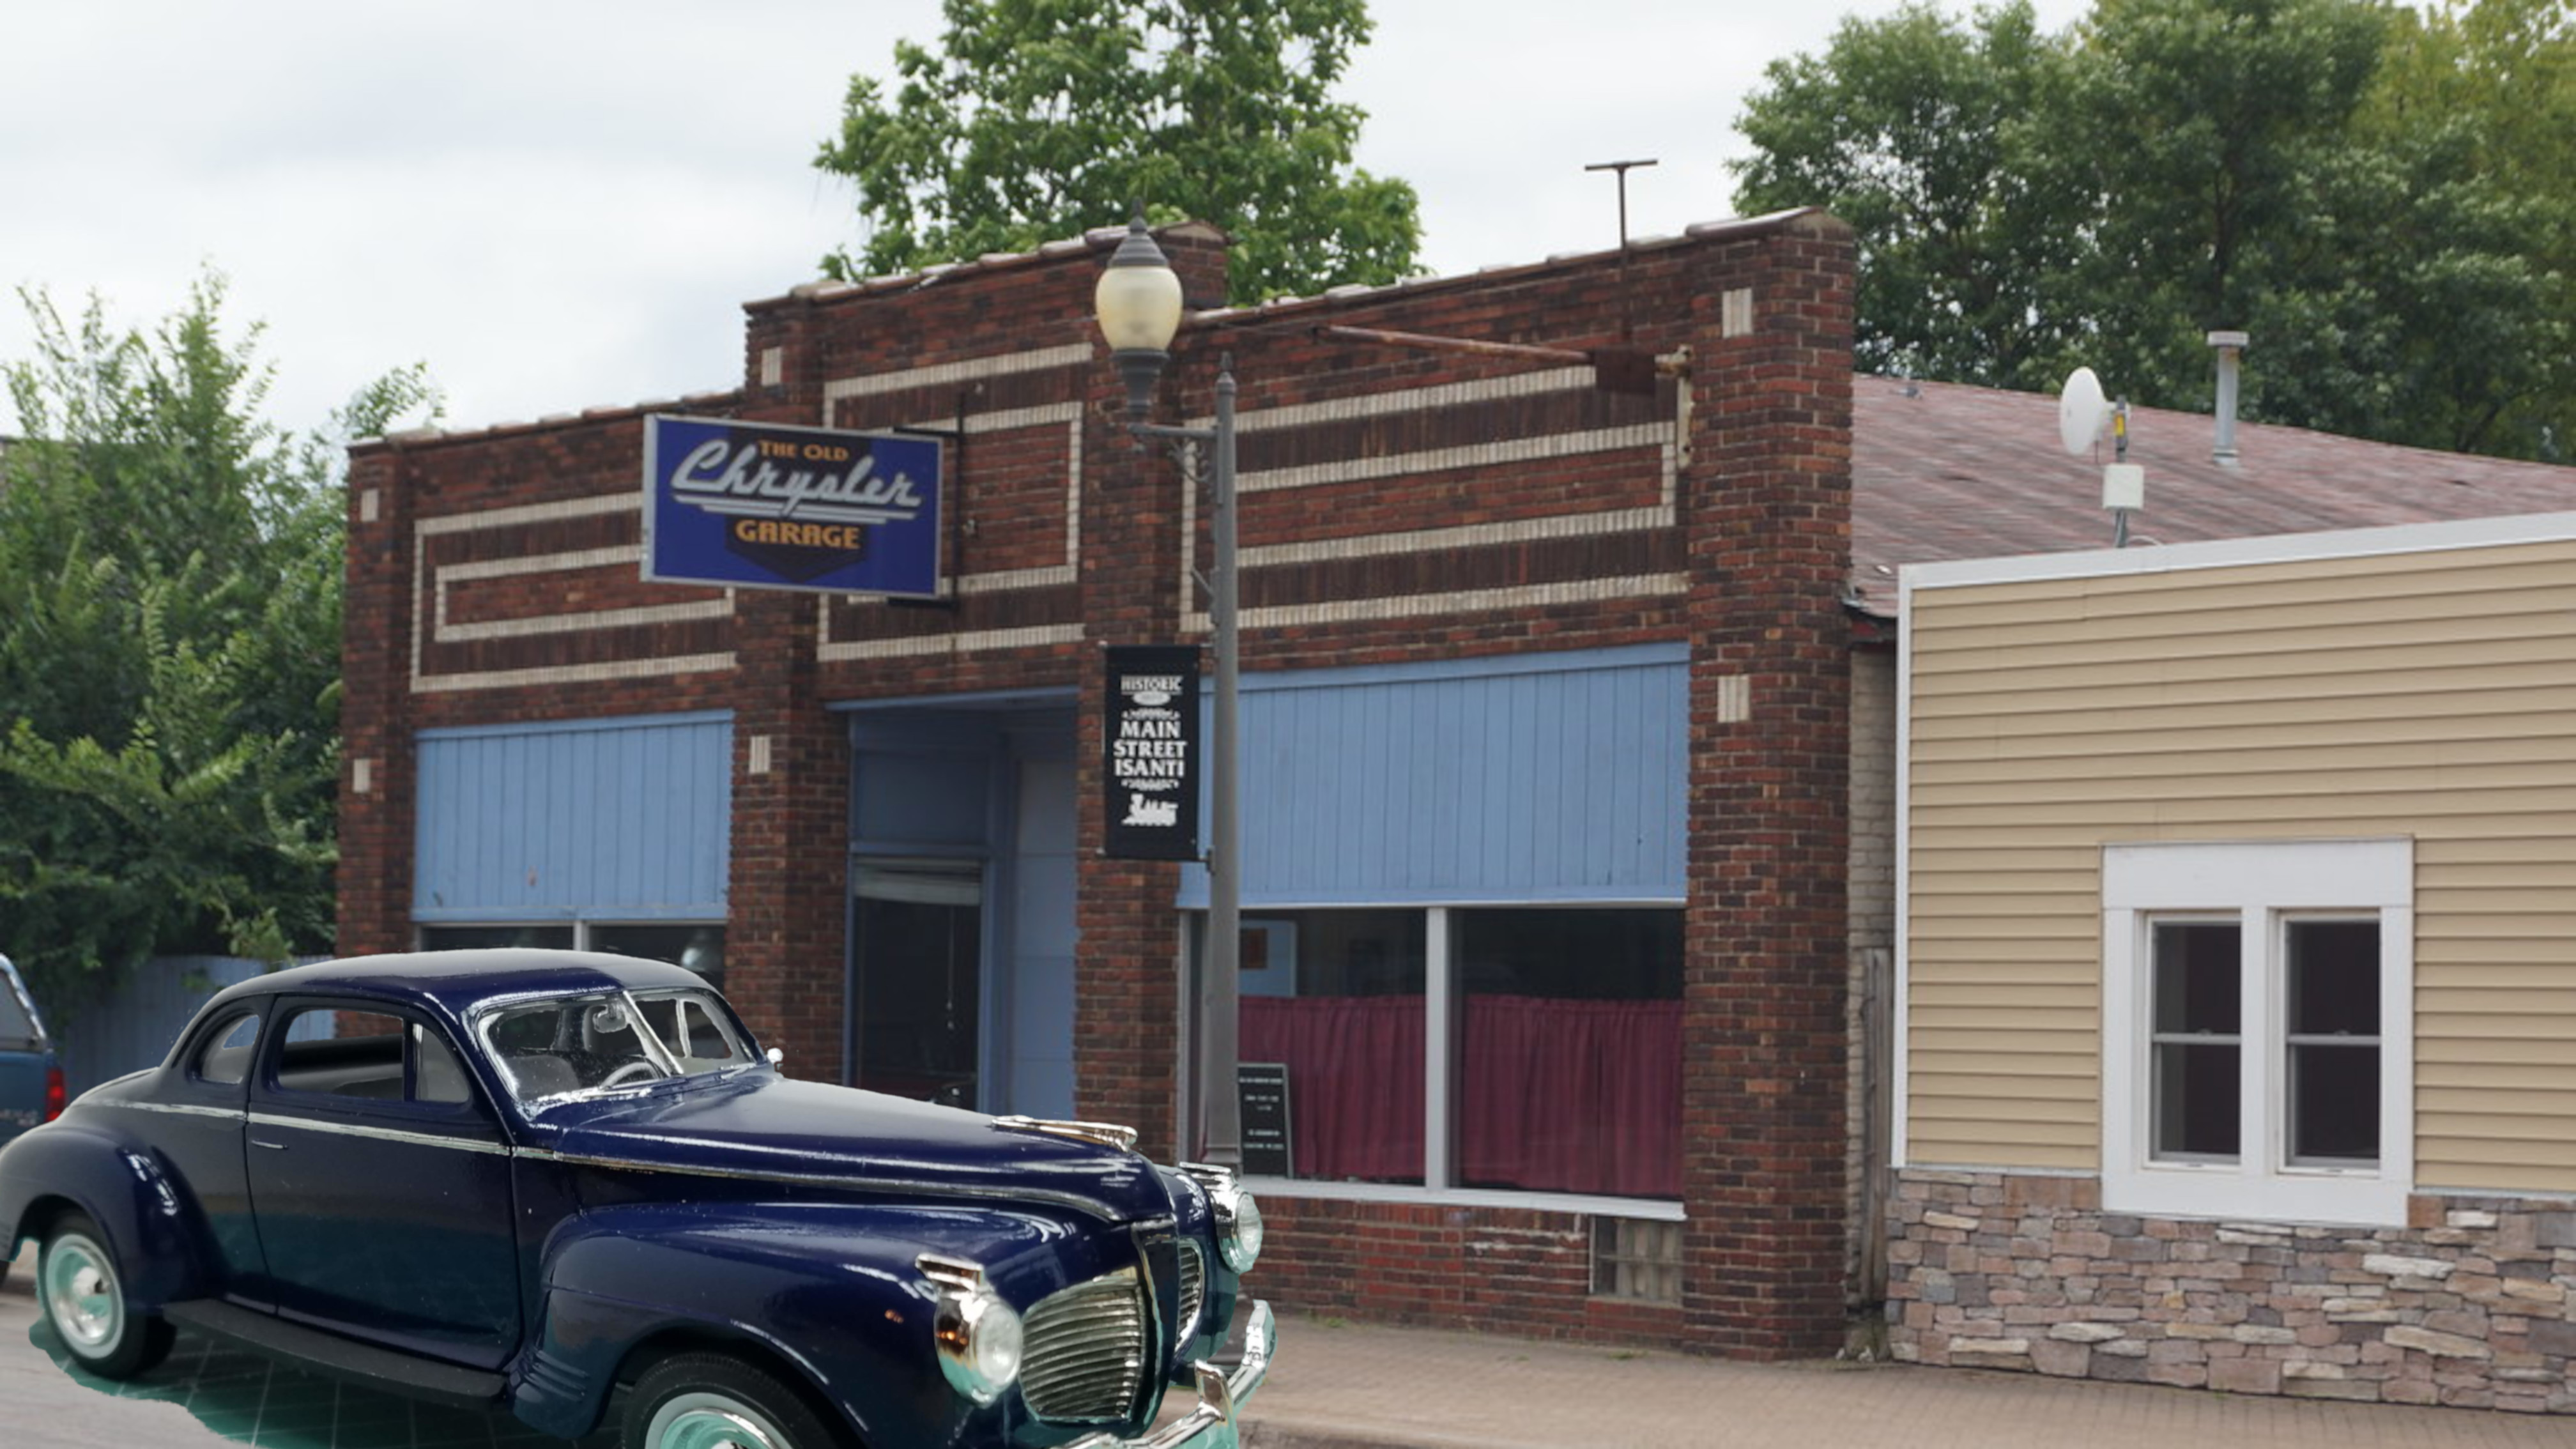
<box><xmin>51</xmin><ymin>956</ymin><xmax>333</xmax><ymax>1096</ymax></box>
<box><xmin>415</xmin><ymin>713</ymin><xmax>732</xmax><ymax>920</ymax></box>
<box><xmin>1182</xmin><ymin>647</ymin><xmax>1688</xmax><ymax>907</ymax></box>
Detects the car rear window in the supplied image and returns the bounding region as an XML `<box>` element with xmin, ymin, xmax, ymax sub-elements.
<box><xmin>0</xmin><ymin>974</ymin><xmax>40</xmax><ymax>1050</ymax></box>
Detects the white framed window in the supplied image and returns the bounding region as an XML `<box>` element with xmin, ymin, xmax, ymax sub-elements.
<box><xmin>2102</xmin><ymin>839</ymin><xmax>2412</xmax><ymax>1226</ymax></box>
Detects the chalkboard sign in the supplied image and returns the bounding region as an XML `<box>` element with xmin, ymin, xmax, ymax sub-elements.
<box><xmin>1237</xmin><ymin>1062</ymin><xmax>1292</xmax><ymax>1177</ymax></box>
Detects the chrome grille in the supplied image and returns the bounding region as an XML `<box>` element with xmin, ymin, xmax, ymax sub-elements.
<box><xmin>1020</xmin><ymin>1268</ymin><xmax>1147</xmax><ymax>1423</ymax></box>
<box><xmin>1175</xmin><ymin>1241</ymin><xmax>1206</xmax><ymax>1338</ymax></box>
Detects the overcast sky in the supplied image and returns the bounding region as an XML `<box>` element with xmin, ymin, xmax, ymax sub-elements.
<box><xmin>1</xmin><ymin>0</ymin><xmax>2089</xmax><ymax>440</ymax></box>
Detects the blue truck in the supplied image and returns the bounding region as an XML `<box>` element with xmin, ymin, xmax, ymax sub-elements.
<box><xmin>0</xmin><ymin>953</ymin><xmax>63</xmax><ymax>1146</ymax></box>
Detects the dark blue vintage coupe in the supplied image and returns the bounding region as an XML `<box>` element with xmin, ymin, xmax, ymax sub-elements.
<box><xmin>0</xmin><ymin>950</ymin><xmax>1272</xmax><ymax>1449</ymax></box>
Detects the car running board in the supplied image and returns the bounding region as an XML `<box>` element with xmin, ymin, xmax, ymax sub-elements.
<box><xmin>161</xmin><ymin>1300</ymin><xmax>507</xmax><ymax>1409</ymax></box>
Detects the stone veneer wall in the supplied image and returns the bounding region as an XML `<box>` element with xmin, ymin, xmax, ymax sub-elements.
<box><xmin>1885</xmin><ymin>1168</ymin><xmax>2576</xmax><ymax>1413</ymax></box>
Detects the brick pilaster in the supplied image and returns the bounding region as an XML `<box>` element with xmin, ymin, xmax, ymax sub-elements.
<box><xmin>722</xmin><ymin>586</ymin><xmax>849</xmax><ymax>1081</ymax></box>
<box><xmin>1679</xmin><ymin>215</ymin><xmax>1858</xmax><ymax>1356</ymax></box>
<box><xmin>337</xmin><ymin>441</ymin><xmax>420</xmax><ymax>958</ymax></box>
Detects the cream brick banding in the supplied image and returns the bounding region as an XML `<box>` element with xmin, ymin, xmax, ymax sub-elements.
<box><xmin>411</xmin><ymin>494</ymin><xmax>737</xmax><ymax>693</ymax></box>
<box><xmin>1177</xmin><ymin>365</ymin><xmax>1685</xmax><ymax>633</ymax></box>
<box><xmin>816</xmin><ymin>347</ymin><xmax>1089</xmax><ymax>660</ymax></box>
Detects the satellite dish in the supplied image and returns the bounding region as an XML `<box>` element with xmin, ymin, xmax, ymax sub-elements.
<box><xmin>2058</xmin><ymin>367</ymin><xmax>2108</xmax><ymax>457</ymax></box>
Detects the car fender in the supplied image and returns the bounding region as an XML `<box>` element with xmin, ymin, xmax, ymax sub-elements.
<box><xmin>513</xmin><ymin>1199</ymin><xmax>1088</xmax><ymax>1443</ymax></box>
<box><xmin>0</xmin><ymin>1119</ymin><xmax>209</xmax><ymax>1307</ymax></box>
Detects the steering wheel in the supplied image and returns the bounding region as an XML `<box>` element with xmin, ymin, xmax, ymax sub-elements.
<box><xmin>599</xmin><ymin>1060</ymin><xmax>661</xmax><ymax>1087</ymax></box>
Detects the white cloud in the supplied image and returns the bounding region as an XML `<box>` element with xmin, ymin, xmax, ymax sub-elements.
<box><xmin>0</xmin><ymin>0</ymin><xmax>2089</xmax><ymax>438</ymax></box>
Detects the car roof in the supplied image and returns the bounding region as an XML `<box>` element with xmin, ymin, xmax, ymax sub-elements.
<box><xmin>203</xmin><ymin>948</ymin><xmax>710</xmax><ymax>1020</ymax></box>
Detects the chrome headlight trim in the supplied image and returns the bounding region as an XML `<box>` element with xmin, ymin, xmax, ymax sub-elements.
<box><xmin>1179</xmin><ymin>1162</ymin><xmax>1263</xmax><ymax>1274</ymax></box>
<box><xmin>918</xmin><ymin>1254</ymin><xmax>1024</xmax><ymax>1405</ymax></box>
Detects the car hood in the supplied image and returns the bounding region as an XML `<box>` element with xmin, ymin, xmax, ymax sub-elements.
<box><xmin>541</xmin><ymin>1073</ymin><xmax>1173</xmax><ymax>1223</ymax></box>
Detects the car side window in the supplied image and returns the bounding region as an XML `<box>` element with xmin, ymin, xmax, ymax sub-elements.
<box><xmin>194</xmin><ymin>1013</ymin><xmax>261</xmax><ymax>1087</ymax></box>
<box><xmin>266</xmin><ymin>1004</ymin><xmax>485</xmax><ymax>1114</ymax></box>
<box><xmin>410</xmin><ymin>1022</ymin><xmax>473</xmax><ymax>1105</ymax></box>
<box><xmin>272</xmin><ymin>1006</ymin><xmax>406</xmax><ymax>1099</ymax></box>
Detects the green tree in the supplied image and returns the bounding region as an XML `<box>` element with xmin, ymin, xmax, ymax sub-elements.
<box><xmin>0</xmin><ymin>276</ymin><xmax>436</xmax><ymax>1008</ymax></box>
<box><xmin>814</xmin><ymin>0</ymin><xmax>1422</xmax><ymax>305</ymax></box>
<box><xmin>1731</xmin><ymin>0</ymin><xmax>2574</xmax><ymax>459</ymax></box>
<box><xmin>2362</xmin><ymin>0</ymin><xmax>2576</xmax><ymax>456</ymax></box>
<box><xmin>1733</xmin><ymin>2</ymin><xmax>2076</xmax><ymax>389</ymax></box>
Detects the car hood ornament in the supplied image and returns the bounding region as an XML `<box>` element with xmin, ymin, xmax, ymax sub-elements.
<box><xmin>990</xmin><ymin>1115</ymin><xmax>1139</xmax><ymax>1151</ymax></box>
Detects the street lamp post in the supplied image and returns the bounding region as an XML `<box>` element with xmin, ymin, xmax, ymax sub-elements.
<box><xmin>1094</xmin><ymin>216</ymin><xmax>1243</xmax><ymax>1171</ymax></box>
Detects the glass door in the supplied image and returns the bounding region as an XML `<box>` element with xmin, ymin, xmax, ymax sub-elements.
<box><xmin>851</xmin><ymin>859</ymin><xmax>985</xmax><ymax>1108</ymax></box>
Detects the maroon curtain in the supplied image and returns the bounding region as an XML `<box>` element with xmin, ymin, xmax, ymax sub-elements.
<box><xmin>1459</xmin><ymin>996</ymin><xmax>1682</xmax><ymax>1199</ymax></box>
<box><xmin>1239</xmin><ymin>994</ymin><xmax>1679</xmax><ymax>1197</ymax></box>
<box><xmin>1239</xmin><ymin>996</ymin><xmax>1423</xmax><ymax>1182</ymax></box>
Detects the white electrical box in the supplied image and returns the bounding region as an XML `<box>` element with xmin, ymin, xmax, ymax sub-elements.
<box><xmin>2103</xmin><ymin>463</ymin><xmax>2145</xmax><ymax>512</ymax></box>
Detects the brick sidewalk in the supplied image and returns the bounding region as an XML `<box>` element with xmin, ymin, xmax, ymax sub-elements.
<box><xmin>8</xmin><ymin>1246</ymin><xmax>2572</xmax><ymax>1449</ymax></box>
<box><xmin>1238</xmin><ymin>1311</ymin><xmax>2576</xmax><ymax>1449</ymax></box>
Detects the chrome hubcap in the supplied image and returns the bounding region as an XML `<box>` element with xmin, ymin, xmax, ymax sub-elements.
<box><xmin>45</xmin><ymin>1236</ymin><xmax>121</xmax><ymax>1352</ymax></box>
<box><xmin>650</xmin><ymin>1395</ymin><xmax>786</xmax><ymax>1449</ymax></box>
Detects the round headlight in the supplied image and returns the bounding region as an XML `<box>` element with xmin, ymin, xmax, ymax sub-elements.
<box><xmin>967</xmin><ymin>1294</ymin><xmax>1023</xmax><ymax>1389</ymax></box>
<box><xmin>924</xmin><ymin>1259</ymin><xmax>1024</xmax><ymax>1405</ymax></box>
<box><xmin>1218</xmin><ymin>1188</ymin><xmax>1264</xmax><ymax>1273</ymax></box>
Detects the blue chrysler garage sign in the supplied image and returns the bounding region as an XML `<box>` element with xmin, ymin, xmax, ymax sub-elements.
<box><xmin>641</xmin><ymin>415</ymin><xmax>944</xmax><ymax>597</ymax></box>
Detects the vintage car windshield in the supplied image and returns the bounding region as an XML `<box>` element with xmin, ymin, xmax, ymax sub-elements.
<box><xmin>478</xmin><ymin>988</ymin><xmax>753</xmax><ymax>1103</ymax></box>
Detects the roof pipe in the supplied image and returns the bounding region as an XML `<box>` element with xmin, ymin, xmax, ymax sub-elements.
<box><xmin>2209</xmin><ymin>330</ymin><xmax>2249</xmax><ymax>466</ymax></box>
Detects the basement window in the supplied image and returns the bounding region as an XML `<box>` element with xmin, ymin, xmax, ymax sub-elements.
<box><xmin>1590</xmin><ymin>1217</ymin><xmax>1682</xmax><ymax>1305</ymax></box>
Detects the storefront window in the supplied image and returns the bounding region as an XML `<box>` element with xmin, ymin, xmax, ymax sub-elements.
<box><xmin>1456</xmin><ymin>909</ymin><xmax>1682</xmax><ymax>1198</ymax></box>
<box><xmin>419</xmin><ymin>924</ymin><xmax>576</xmax><ymax>951</ymax></box>
<box><xmin>1212</xmin><ymin>905</ymin><xmax>1680</xmax><ymax>1201</ymax></box>
<box><xmin>590</xmin><ymin>923</ymin><xmax>728</xmax><ymax>988</ymax></box>
<box><xmin>418</xmin><ymin>923</ymin><xmax>726</xmax><ymax>988</ymax></box>
<box><xmin>1232</xmin><ymin>910</ymin><xmax>1426</xmax><ymax>1186</ymax></box>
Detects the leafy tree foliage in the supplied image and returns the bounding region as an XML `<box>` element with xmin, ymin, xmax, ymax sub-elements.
<box><xmin>1732</xmin><ymin>0</ymin><xmax>2575</xmax><ymax>459</ymax></box>
<box><xmin>814</xmin><ymin>0</ymin><xmax>1422</xmax><ymax>305</ymax></box>
<box><xmin>0</xmin><ymin>277</ymin><xmax>436</xmax><ymax>1008</ymax></box>
<box><xmin>2361</xmin><ymin>0</ymin><xmax>2576</xmax><ymax>454</ymax></box>
<box><xmin>1731</xmin><ymin>2</ymin><xmax>2072</xmax><ymax>388</ymax></box>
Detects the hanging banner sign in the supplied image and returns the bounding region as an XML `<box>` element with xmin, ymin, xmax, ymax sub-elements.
<box><xmin>1103</xmin><ymin>645</ymin><xmax>1201</xmax><ymax>861</ymax></box>
<box><xmin>641</xmin><ymin>415</ymin><xmax>943</xmax><ymax>597</ymax></box>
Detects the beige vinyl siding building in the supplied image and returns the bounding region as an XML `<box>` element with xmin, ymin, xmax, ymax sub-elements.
<box><xmin>1887</xmin><ymin>512</ymin><xmax>2576</xmax><ymax>1411</ymax></box>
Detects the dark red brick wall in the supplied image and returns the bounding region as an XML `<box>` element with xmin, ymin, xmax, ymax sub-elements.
<box><xmin>338</xmin><ymin>406</ymin><xmax>749</xmax><ymax>960</ymax></box>
<box><xmin>1255</xmin><ymin>1199</ymin><xmax>1684</xmax><ymax>1347</ymax></box>
<box><xmin>338</xmin><ymin>442</ymin><xmax>412</xmax><ymax>960</ymax></box>
<box><xmin>340</xmin><ymin>215</ymin><xmax>1858</xmax><ymax>1358</ymax></box>
<box><xmin>1679</xmin><ymin>218</ymin><xmax>1856</xmax><ymax>1357</ymax></box>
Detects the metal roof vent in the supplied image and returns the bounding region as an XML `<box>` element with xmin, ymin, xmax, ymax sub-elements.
<box><xmin>2209</xmin><ymin>330</ymin><xmax>2250</xmax><ymax>466</ymax></box>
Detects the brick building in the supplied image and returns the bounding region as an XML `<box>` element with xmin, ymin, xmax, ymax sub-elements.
<box><xmin>339</xmin><ymin>210</ymin><xmax>1862</xmax><ymax>1356</ymax></box>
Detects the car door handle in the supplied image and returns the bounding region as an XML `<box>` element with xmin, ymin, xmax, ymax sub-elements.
<box><xmin>250</xmin><ymin>1138</ymin><xmax>287</xmax><ymax>1151</ymax></box>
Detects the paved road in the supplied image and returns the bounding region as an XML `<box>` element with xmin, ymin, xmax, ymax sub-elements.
<box><xmin>3</xmin><ymin>1245</ymin><xmax>596</xmax><ymax>1449</ymax></box>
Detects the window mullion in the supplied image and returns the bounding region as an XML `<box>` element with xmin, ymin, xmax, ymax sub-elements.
<box><xmin>1424</xmin><ymin>907</ymin><xmax>1452</xmax><ymax>1191</ymax></box>
<box><xmin>2244</xmin><ymin>912</ymin><xmax>2277</xmax><ymax>1180</ymax></box>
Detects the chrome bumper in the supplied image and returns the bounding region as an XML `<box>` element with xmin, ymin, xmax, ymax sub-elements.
<box><xmin>1064</xmin><ymin>1300</ymin><xmax>1275</xmax><ymax>1449</ymax></box>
